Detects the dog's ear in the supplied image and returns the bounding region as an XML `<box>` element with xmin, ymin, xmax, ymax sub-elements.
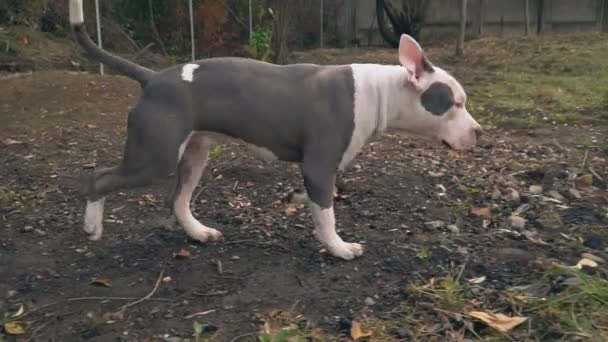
<box><xmin>398</xmin><ymin>34</ymin><xmax>434</xmax><ymax>87</ymax></box>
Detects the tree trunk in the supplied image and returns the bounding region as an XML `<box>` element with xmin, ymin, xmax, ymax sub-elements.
<box><xmin>524</xmin><ymin>0</ymin><xmax>531</xmax><ymax>35</ymax></box>
<box><xmin>148</xmin><ymin>0</ymin><xmax>167</xmax><ymax>57</ymax></box>
<box><xmin>270</xmin><ymin>0</ymin><xmax>290</xmax><ymax>64</ymax></box>
<box><xmin>456</xmin><ymin>0</ymin><xmax>467</xmax><ymax>56</ymax></box>
<box><xmin>536</xmin><ymin>0</ymin><xmax>544</xmax><ymax>33</ymax></box>
<box><xmin>473</xmin><ymin>0</ymin><xmax>485</xmax><ymax>37</ymax></box>
<box><xmin>597</xmin><ymin>0</ymin><xmax>606</xmax><ymax>32</ymax></box>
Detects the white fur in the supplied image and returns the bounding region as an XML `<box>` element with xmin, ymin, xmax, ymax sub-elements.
<box><xmin>69</xmin><ymin>0</ymin><xmax>84</xmax><ymax>24</ymax></box>
<box><xmin>178</xmin><ymin>132</ymin><xmax>194</xmax><ymax>162</ymax></box>
<box><xmin>340</xmin><ymin>64</ymin><xmax>405</xmax><ymax>170</ymax></box>
<box><xmin>173</xmin><ymin>133</ymin><xmax>223</xmax><ymax>242</ymax></box>
<box><xmin>345</xmin><ymin>63</ymin><xmax>480</xmax><ymax>153</ymax></box>
<box><xmin>310</xmin><ymin>202</ymin><xmax>363</xmax><ymax>260</ymax></box>
<box><xmin>83</xmin><ymin>197</ymin><xmax>105</xmax><ymax>240</ymax></box>
<box><xmin>181</xmin><ymin>64</ymin><xmax>199</xmax><ymax>82</ymax></box>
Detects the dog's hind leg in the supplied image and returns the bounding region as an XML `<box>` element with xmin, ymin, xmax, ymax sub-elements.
<box><xmin>172</xmin><ymin>132</ymin><xmax>223</xmax><ymax>242</ymax></box>
<box><xmin>82</xmin><ymin>102</ymin><xmax>188</xmax><ymax>240</ymax></box>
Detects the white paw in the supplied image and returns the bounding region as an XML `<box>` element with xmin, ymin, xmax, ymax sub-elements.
<box><xmin>327</xmin><ymin>242</ymin><xmax>364</xmax><ymax>260</ymax></box>
<box><xmin>186</xmin><ymin>224</ymin><xmax>223</xmax><ymax>242</ymax></box>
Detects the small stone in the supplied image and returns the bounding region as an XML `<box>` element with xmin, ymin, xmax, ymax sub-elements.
<box><xmin>507</xmin><ymin>215</ymin><xmax>526</xmax><ymax>230</ymax></box>
<box><xmin>538</xmin><ymin>211</ymin><xmax>563</xmax><ymax>229</ymax></box>
<box><xmin>581</xmin><ymin>253</ymin><xmax>605</xmax><ymax>264</ymax></box>
<box><xmin>583</xmin><ymin>235</ymin><xmax>605</xmax><ymax>250</ymax></box>
<box><xmin>21</xmin><ymin>226</ymin><xmax>33</xmax><ymax>232</ymax></box>
<box><xmin>364</xmin><ymin>297</ymin><xmax>376</xmax><ymax>306</ymax></box>
<box><xmin>548</xmin><ymin>190</ymin><xmax>565</xmax><ymax>201</ymax></box>
<box><xmin>231</xmin><ymin>255</ymin><xmax>240</xmax><ymax>260</ymax></box>
<box><xmin>391</xmin><ymin>327</ymin><xmax>413</xmax><ymax>339</ymax></box>
<box><xmin>491</xmin><ymin>188</ymin><xmax>501</xmax><ymax>200</ymax></box>
<box><xmin>505</xmin><ymin>188</ymin><xmax>520</xmax><ymax>203</ymax></box>
<box><xmin>446</xmin><ymin>224</ymin><xmax>460</xmax><ymax>234</ymax></box>
<box><xmin>424</xmin><ymin>220</ymin><xmax>445</xmax><ymax>230</ymax></box>
<box><xmin>567</xmin><ymin>188</ymin><xmax>582</xmax><ymax>200</ymax></box>
<box><xmin>162</xmin><ymin>276</ymin><xmax>172</xmax><ymax>283</ymax></box>
<box><xmin>34</xmin><ymin>228</ymin><xmax>47</xmax><ymax>236</ymax></box>
<box><xmin>529</xmin><ymin>185</ymin><xmax>543</xmax><ymax>195</ymax></box>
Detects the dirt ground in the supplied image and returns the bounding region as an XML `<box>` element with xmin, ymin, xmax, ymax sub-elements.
<box><xmin>1</xmin><ymin>34</ymin><xmax>608</xmax><ymax>342</ymax></box>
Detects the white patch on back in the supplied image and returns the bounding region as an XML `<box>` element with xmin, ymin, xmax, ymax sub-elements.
<box><xmin>181</xmin><ymin>63</ymin><xmax>199</xmax><ymax>82</ymax></box>
<box><xmin>69</xmin><ymin>0</ymin><xmax>84</xmax><ymax>24</ymax></box>
<box><xmin>339</xmin><ymin>64</ymin><xmax>405</xmax><ymax>170</ymax></box>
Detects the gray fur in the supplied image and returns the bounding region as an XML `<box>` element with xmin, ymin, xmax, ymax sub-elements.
<box><xmin>420</xmin><ymin>82</ymin><xmax>454</xmax><ymax>116</ymax></box>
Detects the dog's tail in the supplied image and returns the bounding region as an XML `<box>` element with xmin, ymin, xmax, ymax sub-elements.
<box><xmin>69</xmin><ymin>0</ymin><xmax>155</xmax><ymax>87</ymax></box>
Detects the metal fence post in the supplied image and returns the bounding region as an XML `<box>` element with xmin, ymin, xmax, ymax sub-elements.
<box><xmin>94</xmin><ymin>0</ymin><xmax>104</xmax><ymax>75</ymax></box>
<box><xmin>189</xmin><ymin>0</ymin><xmax>195</xmax><ymax>61</ymax></box>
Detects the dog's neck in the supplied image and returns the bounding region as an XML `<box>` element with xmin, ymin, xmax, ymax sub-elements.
<box><xmin>339</xmin><ymin>63</ymin><xmax>415</xmax><ymax>169</ymax></box>
<box><xmin>351</xmin><ymin>63</ymin><xmax>416</xmax><ymax>135</ymax></box>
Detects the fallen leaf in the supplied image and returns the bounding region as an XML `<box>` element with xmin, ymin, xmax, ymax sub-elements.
<box><xmin>284</xmin><ymin>206</ymin><xmax>298</xmax><ymax>216</ymax></box>
<box><xmin>521</xmin><ymin>230</ymin><xmax>548</xmax><ymax>245</ymax></box>
<box><xmin>574</xmin><ymin>174</ymin><xmax>593</xmax><ymax>190</ymax></box>
<box><xmin>11</xmin><ymin>304</ymin><xmax>24</xmax><ymax>318</ymax></box>
<box><xmin>468</xmin><ymin>311</ymin><xmax>528</xmax><ymax>333</ymax></box>
<box><xmin>468</xmin><ymin>276</ymin><xmax>486</xmax><ymax>284</ymax></box>
<box><xmin>4</xmin><ymin>322</ymin><xmax>25</xmax><ymax>335</ymax></box>
<box><xmin>573</xmin><ymin>258</ymin><xmax>598</xmax><ymax>269</ymax></box>
<box><xmin>90</xmin><ymin>277</ymin><xmax>111</xmax><ymax>287</ymax></box>
<box><xmin>174</xmin><ymin>248</ymin><xmax>191</xmax><ymax>259</ymax></box>
<box><xmin>448</xmin><ymin>150</ymin><xmax>461</xmax><ymax>159</ymax></box>
<box><xmin>470</xmin><ymin>207</ymin><xmax>491</xmax><ymax>219</ymax></box>
<box><xmin>3</xmin><ymin>138</ymin><xmax>24</xmax><ymax>145</ymax></box>
<box><xmin>350</xmin><ymin>320</ymin><xmax>372</xmax><ymax>340</ymax></box>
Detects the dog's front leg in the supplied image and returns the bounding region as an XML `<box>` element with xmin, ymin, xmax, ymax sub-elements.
<box><xmin>301</xmin><ymin>161</ymin><xmax>363</xmax><ymax>260</ymax></box>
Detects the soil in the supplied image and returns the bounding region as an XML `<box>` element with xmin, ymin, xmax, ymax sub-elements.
<box><xmin>1</xmin><ymin>46</ymin><xmax>607</xmax><ymax>341</ymax></box>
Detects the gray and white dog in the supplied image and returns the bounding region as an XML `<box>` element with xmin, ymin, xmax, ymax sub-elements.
<box><xmin>69</xmin><ymin>0</ymin><xmax>481</xmax><ymax>260</ymax></box>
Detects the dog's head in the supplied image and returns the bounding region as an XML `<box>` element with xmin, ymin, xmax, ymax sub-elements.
<box><xmin>391</xmin><ymin>34</ymin><xmax>481</xmax><ymax>151</ymax></box>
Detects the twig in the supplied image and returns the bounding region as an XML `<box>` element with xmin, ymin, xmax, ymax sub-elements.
<box><xmin>589</xmin><ymin>166</ymin><xmax>605</xmax><ymax>184</ymax></box>
<box><xmin>192</xmin><ymin>184</ymin><xmax>207</xmax><ymax>203</ymax></box>
<box><xmin>133</xmin><ymin>42</ymin><xmax>155</xmax><ymax>61</ymax></box>
<box><xmin>184</xmin><ymin>309</ymin><xmax>216</xmax><ymax>319</ymax></box>
<box><xmin>581</xmin><ymin>149</ymin><xmax>589</xmax><ymax>170</ymax></box>
<box><xmin>216</xmin><ymin>259</ymin><xmax>223</xmax><ymax>275</ymax></box>
<box><xmin>17</xmin><ymin>296</ymin><xmax>169</xmax><ymax>319</ymax></box>
<box><xmin>120</xmin><ymin>269</ymin><xmax>165</xmax><ymax>310</ymax></box>
<box><xmin>553</xmin><ymin>139</ymin><xmax>566</xmax><ymax>152</ymax></box>
<box><xmin>229</xmin><ymin>332</ymin><xmax>257</xmax><ymax>342</ymax></box>
<box><xmin>25</xmin><ymin>321</ymin><xmax>51</xmax><ymax>342</ymax></box>
<box><xmin>232</xmin><ymin>181</ymin><xmax>239</xmax><ymax>192</ymax></box>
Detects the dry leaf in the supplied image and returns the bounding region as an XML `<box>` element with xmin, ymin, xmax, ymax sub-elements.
<box><xmin>4</xmin><ymin>322</ymin><xmax>25</xmax><ymax>335</ymax></box>
<box><xmin>448</xmin><ymin>150</ymin><xmax>461</xmax><ymax>159</ymax></box>
<box><xmin>350</xmin><ymin>320</ymin><xmax>372</xmax><ymax>340</ymax></box>
<box><xmin>3</xmin><ymin>138</ymin><xmax>24</xmax><ymax>145</ymax></box>
<box><xmin>284</xmin><ymin>206</ymin><xmax>298</xmax><ymax>216</ymax></box>
<box><xmin>470</xmin><ymin>207</ymin><xmax>492</xmax><ymax>219</ymax></box>
<box><xmin>90</xmin><ymin>277</ymin><xmax>111</xmax><ymax>287</ymax></box>
<box><xmin>174</xmin><ymin>248</ymin><xmax>191</xmax><ymax>259</ymax></box>
<box><xmin>468</xmin><ymin>276</ymin><xmax>486</xmax><ymax>284</ymax></box>
<box><xmin>573</xmin><ymin>258</ymin><xmax>598</xmax><ymax>269</ymax></box>
<box><xmin>468</xmin><ymin>311</ymin><xmax>528</xmax><ymax>333</ymax></box>
<box><xmin>521</xmin><ymin>230</ymin><xmax>548</xmax><ymax>245</ymax></box>
<box><xmin>12</xmin><ymin>304</ymin><xmax>24</xmax><ymax>318</ymax></box>
<box><xmin>574</xmin><ymin>174</ymin><xmax>593</xmax><ymax>190</ymax></box>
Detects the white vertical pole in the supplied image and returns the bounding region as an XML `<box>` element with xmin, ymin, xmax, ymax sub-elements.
<box><xmin>94</xmin><ymin>0</ymin><xmax>104</xmax><ymax>75</ymax></box>
<box><xmin>320</xmin><ymin>0</ymin><xmax>324</xmax><ymax>48</ymax></box>
<box><xmin>189</xmin><ymin>0</ymin><xmax>195</xmax><ymax>61</ymax></box>
<box><xmin>249</xmin><ymin>0</ymin><xmax>253</xmax><ymax>40</ymax></box>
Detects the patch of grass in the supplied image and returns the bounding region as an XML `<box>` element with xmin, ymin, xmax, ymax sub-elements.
<box><xmin>208</xmin><ymin>145</ymin><xmax>224</xmax><ymax>160</ymax></box>
<box><xmin>255</xmin><ymin>311</ymin><xmax>325</xmax><ymax>342</ymax></box>
<box><xmin>407</xmin><ymin>265</ymin><xmax>467</xmax><ymax>310</ymax></box>
<box><xmin>526</xmin><ymin>265</ymin><xmax>608</xmax><ymax>339</ymax></box>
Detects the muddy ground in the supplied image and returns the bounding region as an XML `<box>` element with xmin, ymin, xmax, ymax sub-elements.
<box><xmin>1</xmin><ymin>34</ymin><xmax>608</xmax><ymax>342</ymax></box>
